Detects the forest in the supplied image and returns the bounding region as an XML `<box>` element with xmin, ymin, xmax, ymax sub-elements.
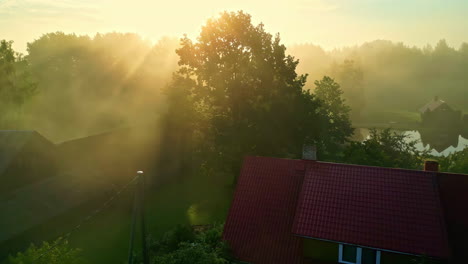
<box><xmin>1</xmin><ymin>10</ymin><xmax>468</xmax><ymax>264</ymax></box>
<box><xmin>1</xmin><ymin>24</ymin><xmax>468</xmax><ymax>142</ymax></box>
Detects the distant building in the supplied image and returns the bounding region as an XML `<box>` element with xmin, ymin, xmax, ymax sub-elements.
<box><xmin>419</xmin><ymin>96</ymin><xmax>461</xmax><ymax>127</ymax></box>
<box><xmin>0</xmin><ymin>131</ymin><xmax>57</xmax><ymax>194</ymax></box>
<box><xmin>223</xmin><ymin>149</ymin><xmax>468</xmax><ymax>264</ymax></box>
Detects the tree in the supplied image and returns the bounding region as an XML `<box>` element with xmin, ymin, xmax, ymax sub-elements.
<box><xmin>329</xmin><ymin>59</ymin><xmax>365</xmax><ymax>121</ymax></box>
<box><xmin>313</xmin><ymin>76</ymin><xmax>353</xmax><ymax>159</ymax></box>
<box><xmin>0</xmin><ymin>40</ymin><xmax>37</xmax><ymax>127</ymax></box>
<box><xmin>169</xmin><ymin>11</ymin><xmax>332</xmax><ymax>178</ymax></box>
<box><xmin>7</xmin><ymin>238</ymin><xmax>86</xmax><ymax>264</ymax></box>
<box><xmin>342</xmin><ymin>129</ymin><xmax>428</xmax><ymax>169</ymax></box>
<box><xmin>24</xmin><ymin>32</ymin><xmax>176</xmax><ymax>141</ymax></box>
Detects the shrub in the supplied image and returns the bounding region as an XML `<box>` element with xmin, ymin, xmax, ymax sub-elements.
<box><xmin>7</xmin><ymin>238</ymin><xmax>86</xmax><ymax>264</ymax></box>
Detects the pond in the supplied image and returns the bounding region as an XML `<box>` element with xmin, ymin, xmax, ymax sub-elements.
<box><xmin>354</xmin><ymin>128</ymin><xmax>468</xmax><ymax>156</ymax></box>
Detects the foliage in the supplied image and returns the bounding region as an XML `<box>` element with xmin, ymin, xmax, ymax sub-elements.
<box><xmin>6</xmin><ymin>238</ymin><xmax>86</xmax><ymax>264</ymax></box>
<box><xmin>438</xmin><ymin>147</ymin><xmax>468</xmax><ymax>174</ymax></box>
<box><xmin>0</xmin><ymin>40</ymin><xmax>37</xmax><ymax>127</ymax></box>
<box><xmin>164</xmin><ymin>11</ymin><xmax>352</xmax><ymax>179</ymax></box>
<box><xmin>151</xmin><ymin>242</ymin><xmax>228</xmax><ymax>264</ymax></box>
<box><xmin>313</xmin><ymin>76</ymin><xmax>353</xmax><ymax>159</ymax></box>
<box><xmin>146</xmin><ymin>224</ymin><xmax>232</xmax><ymax>264</ymax></box>
<box><xmin>18</xmin><ymin>32</ymin><xmax>179</xmax><ymax>141</ymax></box>
<box><xmin>329</xmin><ymin>60</ymin><xmax>365</xmax><ymax>121</ymax></box>
<box><xmin>342</xmin><ymin>128</ymin><xmax>428</xmax><ymax>169</ymax></box>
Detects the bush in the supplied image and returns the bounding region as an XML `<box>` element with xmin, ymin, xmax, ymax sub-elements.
<box><xmin>152</xmin><ymin>242</ymin><xmax>227</xmax><ymax>264</ymax></box>
<box><xmin>146</xmin><ymin>224</ymin><xmax>233</xmax><ymax>264</ymax></box>
<box><xmin>7</xmin><ymin>238</ymin><xmax>86</xmax><ymax>264</ymax></box>
<box><xmin>438</xmin><ymin>147</ymin><xmax>468</xmax><ymax>174</ymax></box>
<box><xmin>342</xmin><ymin>128</ymin><xmax>428</xmax><ymax>169</ymax></box>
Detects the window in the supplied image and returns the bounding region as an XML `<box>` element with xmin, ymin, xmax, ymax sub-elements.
<box><xmin>338</xmin><ymin>244</ymin><xmax>381</xmax><ymax>264</ymax></box>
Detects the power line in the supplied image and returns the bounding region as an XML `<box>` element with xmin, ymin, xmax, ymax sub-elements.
<box><xmin>35</xmin><ymin>174</ymin><xmax>140</xmax><ymax>261</ymax></box>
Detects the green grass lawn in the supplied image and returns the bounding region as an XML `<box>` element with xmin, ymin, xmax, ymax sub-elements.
<box><xmin>2</xmin><ymin>173</ymin><xmax>233</xmax><ymax>264</ymax></box>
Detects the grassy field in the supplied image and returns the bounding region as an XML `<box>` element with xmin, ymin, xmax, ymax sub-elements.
<box><xmin>2</xmin><ymin>172</ymin><xmax>233</xmax><ymax>264</ymax></box>
<box><xmin>354</xmin><ymin>109</ymin><xmax>421</xmax><ymax>130</ymax></box>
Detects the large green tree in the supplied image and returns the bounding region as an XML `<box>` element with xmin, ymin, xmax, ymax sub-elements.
<box><xmin>168</xmin><ymin>11</ymin><xmax>337</xmax><ymax>176</ymax></box>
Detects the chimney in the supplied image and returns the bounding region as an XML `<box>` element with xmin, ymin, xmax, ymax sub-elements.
<box><xmin>302</xmin><ymin>145</ymin><xmax>317</xmax><ymax>160</ymax></box>
<box><xmin>424</xmin><ymin>160</ymin><xmax>439</xmax><ymax>172</ymax></box>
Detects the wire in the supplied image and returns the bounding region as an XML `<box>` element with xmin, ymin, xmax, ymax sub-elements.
<box><xmin>35</xmin><ymin>174</ymin><xmax>140</xmax><ymax>261</ymax></box>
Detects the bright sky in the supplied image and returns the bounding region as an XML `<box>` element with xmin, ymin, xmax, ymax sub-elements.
<box><xmin>1</xmin><ymin>0</ymin><xmax>468</xmax><ymax>52</ymax></box>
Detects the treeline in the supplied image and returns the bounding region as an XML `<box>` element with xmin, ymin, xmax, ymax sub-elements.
<box><xmin>290</xmin><ymin>39</ymin><xmax>468</xmax><ymax>119</ymax></box>
<box><xmin>1</xmin><ymin>33</ymin><xmax>179</xmax><ymax>141</ymax></box>
<box><xmin>2</xmin><ymin>28</ymin><xmax>468</xmax><ymax>140</ymax></box>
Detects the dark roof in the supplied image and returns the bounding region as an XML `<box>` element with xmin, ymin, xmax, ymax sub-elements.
<box><xmin>437</xmin><ymin>173</ymin><xmax>468</xmax><ymax>261</ymax></box>
<box><xmin>223</xmin><ymin>157</ymin><xmax>305</xmax><ymax>264</ymax></box>
<box><xmin>419</xmin><ymin>98</ymin><xmax>449</xmax><ymax>113</ymax></box>
<box><xmin>292</xmin><ymin>162</ymin><xmax>450</xmax><ymax>258</ymax></box>
<box><xmin>0</xmin><ymin>173</ymin><xmax>111</xmax><ymax>242</ymax></box>
<box><xmin>223</xmin><ymin>156</ymin><xmax>459</xmax><ymax>263</ymax></box>
<box><xmin>0</xmin><ymin>130</ymin><xmax>52</xmax><ymax>174</ymax></box>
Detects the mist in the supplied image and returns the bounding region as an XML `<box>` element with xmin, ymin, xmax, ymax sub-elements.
<box><xmin>1</xmin><ymin>33</ymin><xmax>467</xmax><ymax>140</ymax></box>
<box><xmin>290</xmin><ymin>39</ymin><xmax>468</xmax><ymax>121</ymax></box>
<box><xmin>2</xmin><ymin>33</ymin><xmax>179</xmax><ymax>142</ymax></box>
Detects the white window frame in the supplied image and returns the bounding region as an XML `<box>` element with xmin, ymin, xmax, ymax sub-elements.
<box><xmin>338</xmin><ymin>244</ymin><xmax>381</xmax><ymax>264</ymax></box>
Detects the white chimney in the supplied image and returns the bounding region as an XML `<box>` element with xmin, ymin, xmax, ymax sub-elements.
<box><xmin>302</xmin><ymin>145</ymin><xmax>317</xmax><ymax>160</ymax></box>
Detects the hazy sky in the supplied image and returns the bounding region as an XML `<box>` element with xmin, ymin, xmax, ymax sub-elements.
<box><xmin>1</xmin><ymin>0</ymin><xmax>468</xmax><ymax>52</ymax></box>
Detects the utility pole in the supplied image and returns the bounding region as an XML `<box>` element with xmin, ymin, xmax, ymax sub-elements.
<box><xmin>139</xmin><ymin>171</ymin><xmax>149</xmax><ymax>264</ymax></box>
<box><xmin>127</xmin><ymin>171</ymin><xmax>149</xmax><ymax>264</ymax></box>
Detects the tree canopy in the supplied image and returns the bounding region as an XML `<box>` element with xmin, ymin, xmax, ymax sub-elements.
<box><xmin>341</xmin><ymin>128</ymin><xmax>428</xmax><ymax>170</ymax></box>
<box><xmin>162</xmin><ymin>11</ymin><xmax>352</xmax><ymax>177</ymax></box>
<box><xmin>313</xmin><ymin>76</ymin><xmax>353</xmax><ymax>159</ymax></box>
<box><xmin>0</xmin><ymin>40</ymin><xmax>37</xmax><ymax>127</ymax></box>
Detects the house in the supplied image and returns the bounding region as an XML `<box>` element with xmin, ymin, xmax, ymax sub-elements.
<box><xmin>223</xmin><ymin>149</ymin><xmax>468</xmax><ymax>264</ymax></box>
<box><xmin>57</xmin><ymin>123</ymin><xmax>160</xmax><ymax>185</ymax></box>
<box><xmin>419</xmin><ymin>96</ymin><xmax>461</xmax><ymax>127</ymax></box>
<box><xmin>0</xmin><ymin>130</ymin><xmax>57</xmax><ymax>195</ymax></box>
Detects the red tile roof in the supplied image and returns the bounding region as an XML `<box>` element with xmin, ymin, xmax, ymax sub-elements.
<box><xmin>437</xmin><ymin>173</ymin><xmax>468</xmax><ymax>261</ymax></box>
<box><xmin>292</xmin><ymin>162</ymin><xmax>450</xmax><ymax>258</ymax></box>
<box><xmin>223</xmin><ymin>156</ymin><xmax>454</xmax><ymax>263</ymax></box>
<box><xmin>222</xmin><ymin>156</ymin><xmax>306</xmax><ymax>264</ymax></box>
